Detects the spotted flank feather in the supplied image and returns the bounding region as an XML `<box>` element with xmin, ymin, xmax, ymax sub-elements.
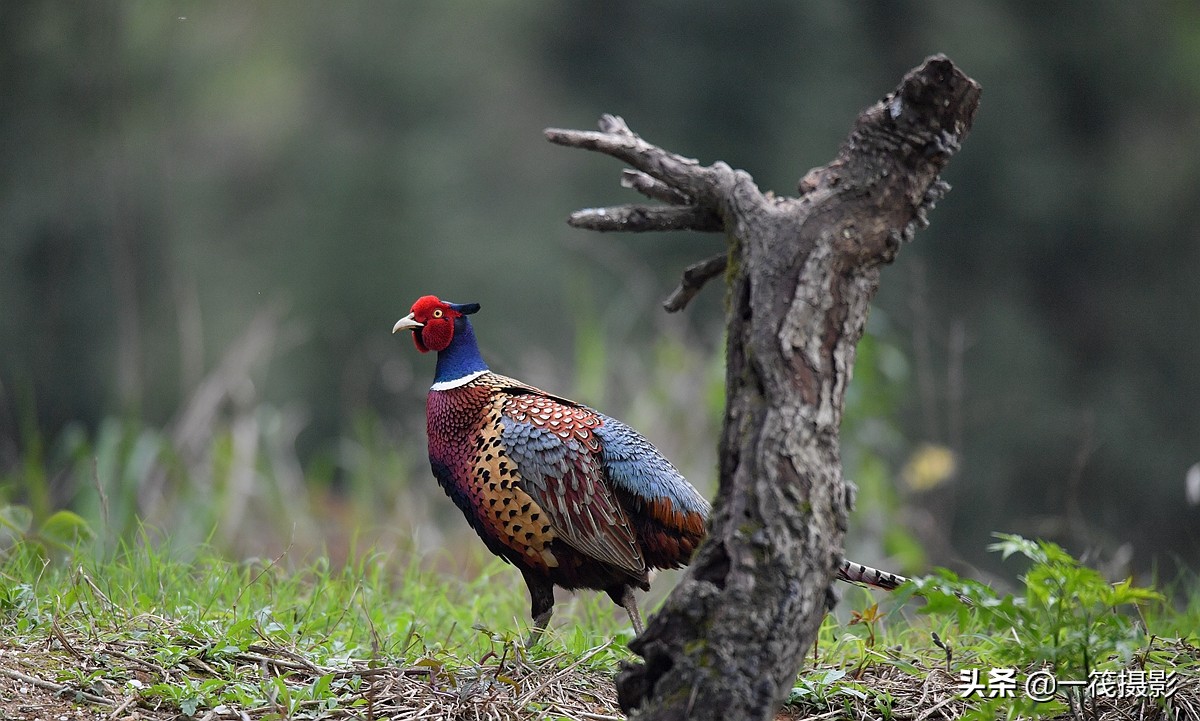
<box><xmin>471</xmin><ymin>400</ymin><xmax>561</xmax><ymax>570</ymax></box>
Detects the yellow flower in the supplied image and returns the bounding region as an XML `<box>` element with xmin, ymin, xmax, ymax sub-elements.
<box><xmin>902</xmin><ymin>444</ymin><xmax>957</xmax><ymax>491</ymax></box>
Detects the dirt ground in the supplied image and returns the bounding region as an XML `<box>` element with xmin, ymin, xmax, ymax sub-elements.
<box><xmin>0</xmin><ymin>669</ymin><xmax>116</xmax><ymax>721</ymax></box>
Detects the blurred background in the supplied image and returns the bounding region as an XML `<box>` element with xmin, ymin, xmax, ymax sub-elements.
<box><xmin>1</xmin><ymin>1</ymin><xmax>1198</xmax><ymax>587</ymax></box>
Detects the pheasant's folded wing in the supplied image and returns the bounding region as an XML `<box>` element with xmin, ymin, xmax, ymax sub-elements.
<box><xmin>592</xmin><ymin>414</ymin><xmax>710</xmax><ymax>539</ymax></box>
<box><xmin>498</xmin><ymin>391</ymin><xmax>645</xmax><ymax>575</ymax></box>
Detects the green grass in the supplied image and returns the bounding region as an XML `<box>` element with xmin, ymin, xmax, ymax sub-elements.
<box><xmin>2</xmin><ymin>528</ymin><xmax>1197</xmax><ymax>720</ymax></box>
<box><xmin>1</xmin><ymin>534</ymin><xmax>635</xmax><ymax>718</ymax></box>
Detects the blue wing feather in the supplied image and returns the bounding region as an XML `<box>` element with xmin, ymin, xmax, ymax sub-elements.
<box><xmin>593</xmin><ymin>415</ymin><xmax>711</xmax><ymax>518</ymax></box>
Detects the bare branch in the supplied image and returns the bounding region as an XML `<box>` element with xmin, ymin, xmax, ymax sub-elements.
<box><xmin>621</xmin><ymin>169</ymin><xmax>691</xmax><ymax>205</ymax></box>
<box><xmin>545</xmin><ymin>123</ymin><xmax>726</xmax><ymax>203</ymax></box>
<box><xmin>568</xmin><ymin>204</ymin><xmax>721</xmax><ymax>233</ymax></box>
<box><xmin>663</xmin><ymin>252</ymin><xmax>728</xmax><ymax>313</ymax></box>
<box><xmin>548</xmin><ymin>115</ymin><xmax>761</xmax><ymax>311</ymax></box>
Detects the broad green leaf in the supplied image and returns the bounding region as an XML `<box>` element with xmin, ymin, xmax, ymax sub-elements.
<box><xmin>38</xmin><ymin>510</ymin><xmax>94</xmax><ymax>548</ymax></box>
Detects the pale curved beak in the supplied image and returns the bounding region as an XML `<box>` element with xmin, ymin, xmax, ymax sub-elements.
<box><xmin>392</xmin><ymin>313</ymin><xmax>423</xmax><ymax>334</ymax></box>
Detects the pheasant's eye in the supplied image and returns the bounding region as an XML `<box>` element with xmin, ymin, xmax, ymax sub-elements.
<box><xmin>432</xmin><ymin>309</ymin><xmax>444</xmax><ymax>318</ymax></box>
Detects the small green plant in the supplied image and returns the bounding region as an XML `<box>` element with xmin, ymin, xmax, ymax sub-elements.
<box><xmin>897</xmin><ymin>533</ymin><xmax>1191</xmax><ymax>720</ymax></box>
<box><xmin>788</xmin><ymin>668</ymin><xmax>873</xmax><ymax>712</ymax></box>
<box><xmin>910</xmin><ymin>533</ymin><xmax>1163</xmax><ymax>679</ymax></box>
<box><xmin>847</xmin><ymin>601</ymin><xmax>883</xmax><ymax>648</ymax></box>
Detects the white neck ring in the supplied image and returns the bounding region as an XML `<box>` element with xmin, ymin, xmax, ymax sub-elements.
<box><xmin>430</xmin><ymin>369</ymin><xmax>488</xmax><ymax>391</ymax></box>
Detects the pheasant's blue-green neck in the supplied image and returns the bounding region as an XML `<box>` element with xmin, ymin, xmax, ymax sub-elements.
<box><xmin>432</xmin><ymin>317</ymin><xmax>489</xmax><ymax>388</ymax></box>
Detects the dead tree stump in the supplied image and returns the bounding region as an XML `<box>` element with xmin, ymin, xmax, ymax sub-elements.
<box><xmin>547</xmin><ymin>54</ymin><xmax>980</xmax><ymax>721</ymax></box>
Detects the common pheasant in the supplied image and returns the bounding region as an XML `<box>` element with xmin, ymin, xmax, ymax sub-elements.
<box><xmin>394</xmin><ymin>294</ymin><xmax>905</xmax><ymax>644</ymax></box>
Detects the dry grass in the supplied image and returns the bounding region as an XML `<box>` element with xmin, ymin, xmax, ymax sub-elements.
<box><xmin>3</xmin><ymin>629</ymin><xmax>1197</xmax><ymax>721</ymax></box>
<box><xmin>0</xmin><ymin>632</ymin><xmax>621</xmax><ymax>721</ymax></box>
<box><xmin>780</xmin><ymin>641</ymin><xmax>1200</xmax><ymax>721</ymax></box>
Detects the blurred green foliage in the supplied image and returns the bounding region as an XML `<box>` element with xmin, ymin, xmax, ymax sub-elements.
<box><xmin>1</xmin><ymin>1</ymin><xmax>1198</xmax><ymax>575</ymax></box>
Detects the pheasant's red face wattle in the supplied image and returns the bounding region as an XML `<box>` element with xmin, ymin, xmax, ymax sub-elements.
<box><xmin>409</xmin><ymin>295</ymin><xmax>458</xmax><ymax>353</ymax></box>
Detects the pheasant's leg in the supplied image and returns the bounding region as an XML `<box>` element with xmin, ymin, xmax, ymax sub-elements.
<box><xmin>612</xmin><ymin>585</ymin><xmax>645</xmax><ymax>636</ymax></box>
<box><xmin>522</xmin><ymin>570</ymin><xmax>555</xmax><ymax>648</ymax></box>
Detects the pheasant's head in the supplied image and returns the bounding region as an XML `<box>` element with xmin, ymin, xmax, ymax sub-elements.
<box><xmin>393</xmin><ymin>295</ymin><xmax>481</xmax><ymax>353</ymax></box>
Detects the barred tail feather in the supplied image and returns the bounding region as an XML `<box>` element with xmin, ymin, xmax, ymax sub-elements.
<box><xmin>837</xmin><ymin>558</ymin><xmax>907</xmax><ymax>591</ymax></box>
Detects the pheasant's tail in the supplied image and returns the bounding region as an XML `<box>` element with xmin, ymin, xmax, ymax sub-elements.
<box><xmin>837</xmin><ymin>558</ymin><xmax>907</xmax><ymax>591</ymax></box>
<box><xmin>837</xmin><ymin>558</ymin><xmax>974</xmax><ymax>605</ymax></box>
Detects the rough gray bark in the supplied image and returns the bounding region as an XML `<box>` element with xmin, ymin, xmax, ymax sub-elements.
<box><xmin>547</xmin><ymin>55</ymin><xmax>980</xmax><ymax>720</ymax></box>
